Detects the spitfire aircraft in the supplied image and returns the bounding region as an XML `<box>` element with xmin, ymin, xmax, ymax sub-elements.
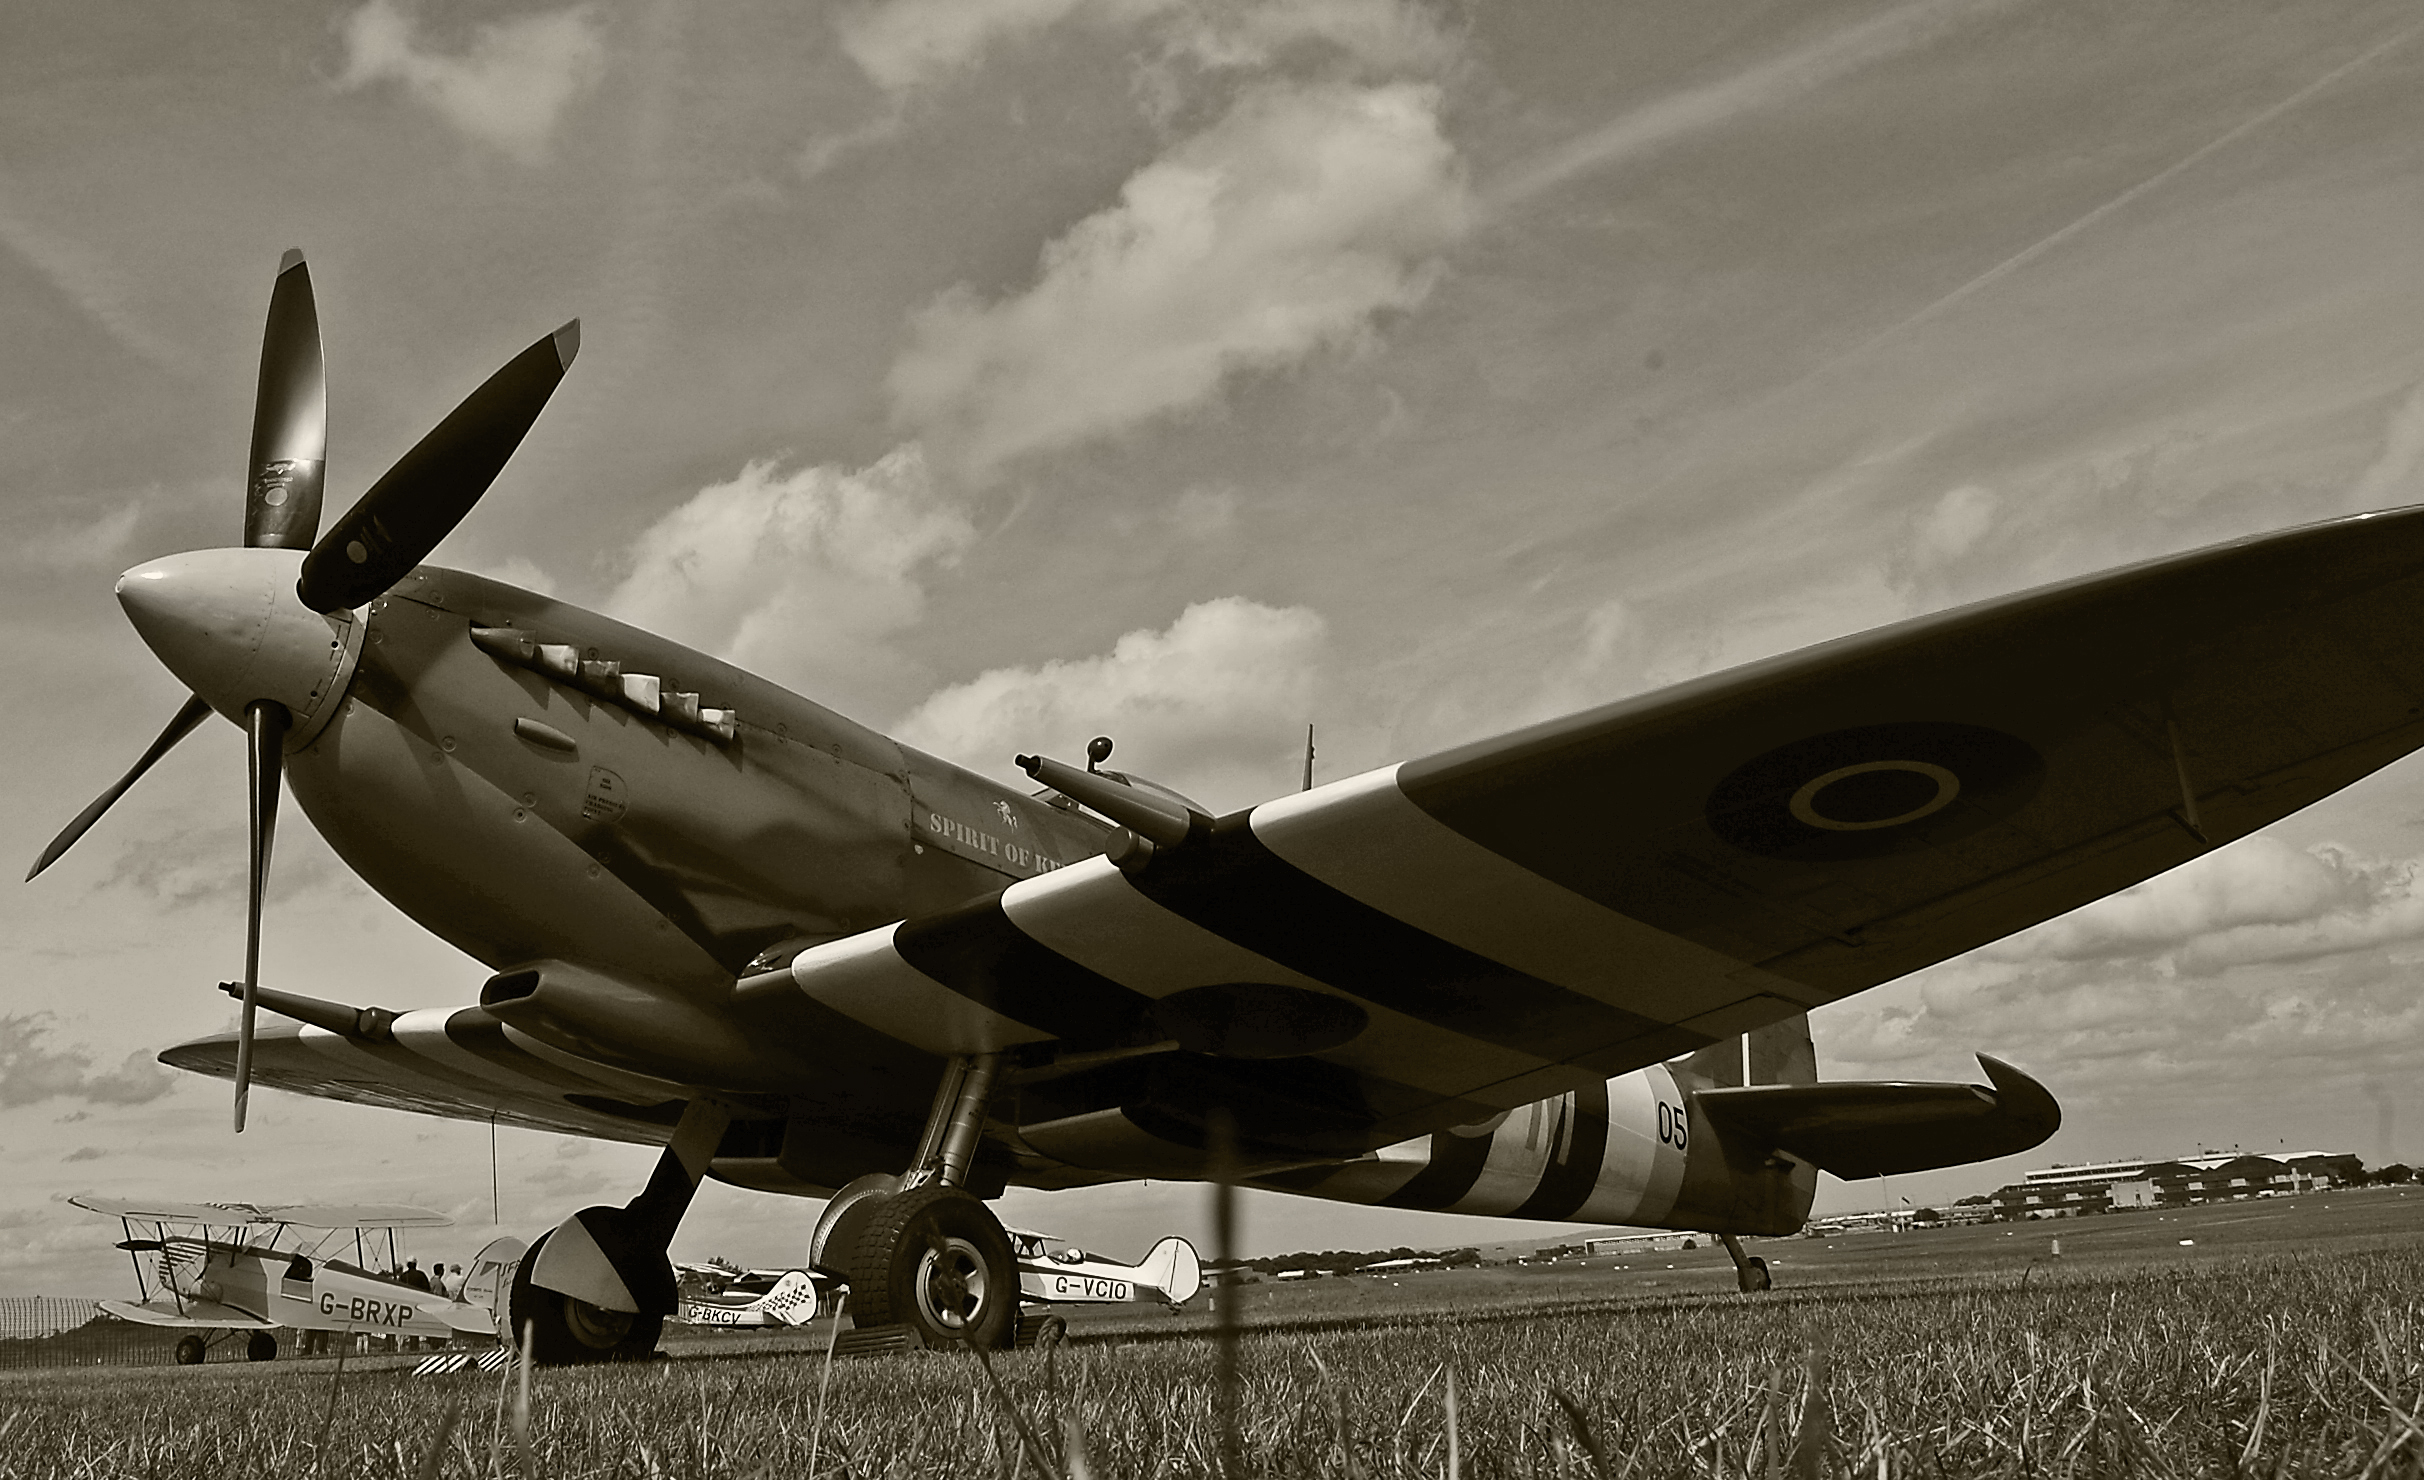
<box><xmin>32</xmin><ymin>249</ymin><xmax>2424</xmax><ymax>1360</ymax></box>
<box><xmin>72</xmin><ymin>1193</ymin><xmax>492</xmax><ymax>1363</ymax></box>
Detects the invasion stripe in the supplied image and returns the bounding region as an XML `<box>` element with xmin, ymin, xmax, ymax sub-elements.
<box><xmin>442</xmin><ymin>1012</ymin><xmax>657</xmax><ymax>1099</ymax></box>
<box><xmin>1251</xmin><ymin>768</ymin><xmax>1819</xmax><ymax>1020</ymax></box>
<box><xmin>891</xmin><ymin>896</ymin><xmax>1156</xmax><ymax>1047</ymax></box>
<box><xmin>1127</xmin><ymin>815</ymin><xmax>1700</xmax><ymax>1068</ymax></box>
<box><xmin>1510</xmin><ymin>1080</ymin><xmax>1611</xmax><ymax>1221</ymax></box>
<box><xmin>1378</xmin><ymin>1126</ymin><xmax>1500</xmax><ymax>1210</ymax></box>
<box><xmin>1002</xmin><ymin>860</ymin><xmax>1563</xmax><ymax>1105</ymax></box>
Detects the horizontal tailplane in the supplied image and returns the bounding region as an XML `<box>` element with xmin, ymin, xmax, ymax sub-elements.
<box><xmin>1693</xmin><ymin>1055</ymin><xmax>2057</xmax><ymax>1179</ymax></box>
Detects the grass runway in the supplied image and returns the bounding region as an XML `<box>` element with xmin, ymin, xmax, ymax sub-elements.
<box><xmin>3</xmin><ymin>1190</ymin><xmax>2419</xmax><ymax>1477</ymax></box>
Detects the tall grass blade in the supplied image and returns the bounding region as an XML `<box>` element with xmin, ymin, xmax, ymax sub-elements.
<box><xmin>968</xmin><ymin>1339</ymin><xmax>1064</xmax><ymax>1480</ymax></box>
<box><xmin>810</xmin><ymin>1292</ymin><xmax>848</xmax><ymax>1480</ymax></box>
<box><xmin>411</xmin><ymin>1392</ymin><xmax>467</xmax><ymax>1480</ymax></box>
<box><xmin>1548</xmin><ymin>1387</ymin><xmax>1612</xmax><ymax>1480</ymax></box>
<box><xmin>1209</xmin><ymin>1107</ymin><xmax>1242</xmax><ymax>1480</ymax></box>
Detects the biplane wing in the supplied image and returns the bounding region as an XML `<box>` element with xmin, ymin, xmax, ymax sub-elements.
<box><xmin>71</xmin><ymin>1192</ymin><xmax>448</xmax><ymax>1230</ymax></box>
<box><xmin>100</xmin><ymin>1297</ymin><xmax>276</xmax><ymax>1331</ymax></box>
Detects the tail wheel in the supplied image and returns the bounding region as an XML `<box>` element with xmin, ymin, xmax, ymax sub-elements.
<box><xmin>1739</xmin><ymin>1256</ymin><xmax>1773</xmax><ymax>1293</ymax></box>
<box><xmin>507</xmin><ymin>1230</ymin><xmax>666</xmax><ymax>1366</ymax></box>
<box><xmin>173</xmin><ymin>1334</ymin><xmax>206</xmax><ymax>1365</ymax></box>
<box><xmin>849</xmin><ymin>1186</ymin><xmax>1018</xmax><ymax>1350</ymax></box>
<box><xmin>246</xmin><ymin>1331</ymin><xmax>278</xmax><ymax>1361</ymax></box>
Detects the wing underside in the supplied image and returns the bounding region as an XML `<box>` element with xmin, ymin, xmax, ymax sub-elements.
<box><xmin>100</xmin><ymin>1297</ymin><xmax>276</xmax><ymax>1331</ymax></box>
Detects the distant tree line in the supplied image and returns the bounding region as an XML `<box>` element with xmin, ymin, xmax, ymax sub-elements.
<box><xmin>1206</xmin><ymin>1246</ymin><xmax>1487</xmax><ymax>1276</ymax></box>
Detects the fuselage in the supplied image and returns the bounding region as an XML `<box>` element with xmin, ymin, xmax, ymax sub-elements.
<box><xmin>120</xmin><ymin>548</ymin><xmax>1818</xmax><ymax>1235</ymax></box>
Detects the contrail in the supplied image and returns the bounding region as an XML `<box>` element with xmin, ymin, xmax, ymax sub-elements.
<box><xmin>1800</xmin><ymin>16</ymin><xmax>2424</xmax><ymax>382</ymax></box>
<box><xmin>1488</xmin><ymin>0</ymin><xmax>2024</xmax><ymax>210</ymax></box>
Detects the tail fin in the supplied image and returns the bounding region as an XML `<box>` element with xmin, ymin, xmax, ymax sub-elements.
<box><xmin>1134</xmin><ymin>1236</ymin><xmax>1203</xmax><ymax>1306</ymax></box>
<box><xmin>1680</xmin><ymin>1013</ymin><xmax>1817</xmax><ymax>1088</ymax></box>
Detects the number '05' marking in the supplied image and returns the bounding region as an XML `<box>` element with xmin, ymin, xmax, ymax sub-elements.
<box><xmin>1656</xmin><ymin>1100</ymin><xmax>1688</xmax><ymax>1150</ymax></box>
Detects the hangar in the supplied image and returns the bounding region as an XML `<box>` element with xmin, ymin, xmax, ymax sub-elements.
<box><xmin>1990</xmin><ymin>1152</ymin><xmax>2362</xmax><ymax>1218</ymax></box>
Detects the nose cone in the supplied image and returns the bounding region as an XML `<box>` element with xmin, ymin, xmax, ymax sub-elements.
<box><xmin>118</xmin><ymin>548</ymin><xmax>362</xmax><ymax>743</ymax></box>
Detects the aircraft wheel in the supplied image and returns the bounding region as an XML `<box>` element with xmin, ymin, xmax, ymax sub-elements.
<box><xmin>246</xmin><ymin>1331</ymin><xmax>278</xmax><ymax>1361</ymax></box>
<box><xmin>1738</xmin><ymin>1256</ymin><xmax>1772</xmax><ymax>1293</ymax></box>
<box><xmin>507</xmin><ymin>1230</ymin><xmax>666</xmax><ymax>1366</ymax></box>
<box><xmin>173</xmin><ymin>1334</ymin><xmax>206</xmax><ymax>1365</ymax></box>
<box><xmin>1033</xmin><ymin>1315</ymin><xmax>1067</xmax><ymax>1352</ymax></box>
<box><xmin>849</xmin><ymin>1186</ymin><xmax>1018</xmax><ymax>1350</ymax></box>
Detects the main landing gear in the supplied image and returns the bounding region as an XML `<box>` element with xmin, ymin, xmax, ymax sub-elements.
<box><xmin>1717</xmin><ymin>1231</ymin><xmax>1773</xmax><ymax>1293</ymax></box>
<box><xmin>513</xmin><ymin>1098</ymin><xmax>734</xmax><ymax>1365</ymax></box>
<box><xmin>809</xmin><ymin>1053</ymin><xmax>1020</xmax><ymax>1350</ymax></box>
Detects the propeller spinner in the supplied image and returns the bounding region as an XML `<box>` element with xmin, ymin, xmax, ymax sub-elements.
<box><xmin>26</xmin><ymin>249</ymin><xmax>580</xmax><ymax>1131</ymax></box>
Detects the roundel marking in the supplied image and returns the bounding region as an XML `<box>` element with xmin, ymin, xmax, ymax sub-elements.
<box><xmin>1788</xmin><ymin>760</ymin><xmax>1960</xmax><ymax>831</ymax></box>
<box><xmin>1707</xmin><ymin>722</ymin><xmax>2042</xmax><ymax>861</ymax></box>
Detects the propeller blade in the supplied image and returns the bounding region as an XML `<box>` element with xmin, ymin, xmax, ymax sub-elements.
<box><xmin>295</xmin><ymin>321</ymin><xmax>580</xmax><ymax>613</ymax></box>
<box><xmin>244</xmin><ymin>250</ymin><xmax>328</xmax><ymax>550</ymax></box>
<box><xmin>233</xmin><ymin>700</ymin><xmax>289</xmax><ymax>1134</ymax></box>
<box><xmin>26</xmin><ymin>693</ymin><xmax>214</xmax><ymax>881</ymax></box>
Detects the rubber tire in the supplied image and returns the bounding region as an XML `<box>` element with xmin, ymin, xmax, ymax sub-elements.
<box><xmin>1738</xmin><ymin>1256</ymin><xmax>1773</xmax><ymax>1293</ymax></box>
<box><xmin>506</xmin><ymin>1230</ymin><xmax>666</xmax><ymax>1366</ymax></box>
<box><xmin>848</xmin><ymin>1186</ymin><xmax>1018</xmax><ymax>1350</ymax></box>
<box><xmin>1033</xmin><ymin>1315</ymin><xmax>1068</xmax><ymax>1352</ymax></box>
<box><xmin>246</xmin><ymin>1331</ymin><xmax>278</xmax><ymax>1362</ymax></box>
<box><xmin>173</xmin><ymin>1334</ymin><xmax>206</xmax><ymax>1365</ymax></box>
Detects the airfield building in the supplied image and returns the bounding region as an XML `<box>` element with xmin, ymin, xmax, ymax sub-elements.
<box><xmin>1988</xmin><ymin>1152</ymin><xmax>2361</xmax><ymax>1218</ymax></box>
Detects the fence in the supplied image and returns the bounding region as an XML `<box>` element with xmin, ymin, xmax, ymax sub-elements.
<box><xmin>0</xmin><ymin>1297</ymin><xmax>276</xmax><ymax>1368</ymax></box>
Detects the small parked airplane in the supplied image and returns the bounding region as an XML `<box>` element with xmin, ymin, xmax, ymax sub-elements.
<box><xmin>1009</xmin><ymin>1228</ymin><xmax>1202</xmax><ymax>1312</ymax></box>
<box><xmin>72</xmin><ymin>1194</ymin><xmax>495</xmax><ymax>1363</ymax></box>
<box><xmin>674</xmin><ymin>1264</ymin><xmax>829</xmax><ymax>1328</ymax></box>
<box><xmin>35</xmin><ymin>250</ymin><xmax>2424</xmax><ymax>1360</ymax></box>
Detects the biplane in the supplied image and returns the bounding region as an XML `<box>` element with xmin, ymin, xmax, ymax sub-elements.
<box><xmin>72</xmin><ymin>1193</ymin><xmax>496</xmax><ymax>1362</ymax></box>
<box><xmin>34</xmin><ymin>249</ymin><xmax>2424</xmax><ymax>1359</ymax></box>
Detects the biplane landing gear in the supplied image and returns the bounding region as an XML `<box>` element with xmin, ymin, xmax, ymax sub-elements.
<box><xmin>246</xmin><ymin>1331</ymin><xmax>277</xmax><ymax>1361</ymax></box>
<box><xmin>1717</xmin><ymin>1232</ymin><xmax>1772</xmax><ymax>1293</ymax></box>
<box><xmin>174</xmin><ymin>1334</ymin><xmax>206</xmax><ymax>1365</ymax></box>
<box><xmin>810</xmin><ymin>1053</ymin><xmax>1019</xmax><ymax>1350</ymax></box>
<box><xmin>513</xmin><ymin>1099</ymin><xmax>732</xmax><ymax>1366</ymax></box>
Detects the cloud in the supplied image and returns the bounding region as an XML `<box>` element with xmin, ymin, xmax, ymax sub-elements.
<box><xmin>333</xmin><ymin>1</ymin><xmax>607</xmax><ymax>165</ymax></box>
<box><xmin>1819</xmin><ymin>835</ymin><xmax>2424</xmax><ymax>1106</ymax></box>
<box><xmin>12</xmin><ymin>502</ymin><xmax>141</xmax><ymax>571</ymax></box>
<box><xmin>896</xmin><ymin>597</ymin><xmax>1326</xmax><ymax>811</ymax></box>
<box><xmin>1887</xmin><ymin>483</ymin><xmax>2001</xmax><ymax>610</ymax></box>
<box><xmin>1491</xmin><ymin>0</ymin><xmax>2020</xmax><ymax>208</ymax></box>
<box><xmin>0</xmin><ymin>1014</ymin><xmax>174</xmax><ymax>1107</ymax></box>
<box><xmin>0</xmin><ymin>188</ymin><xmax>186</xmax><ymax>375</ymax></box>
<box><xmin>602</xmin><ymin>446</ymin><xmax>974</xmax><ymax>713</ymax></box>
<box><xmin>2348</xmin><ymin>381</ymin><xmax>2424</xmax><ymax>513</ymax></box>
<box><xmin>889</xmin><ymin>80</ymin><xmax>1471</xmax><ymax>473</ymax></box>
<box><xmin>2008</xmin><ymin>837</ymin><xmax>2424</xmax><ymax>978</ymax></box>
<box><xmin>838</xmin><ymin>0</ymin><xmax>1450</xmax><ymax>95</ymax></box>
<box><xmin>62</xmin><ymin>1146</ymin><xmax>105</xmax><ymax>1163</ymax></box>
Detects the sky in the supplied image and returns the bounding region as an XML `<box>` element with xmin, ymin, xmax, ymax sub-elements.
<box><xmin>4</xmin><ymin>0</ymin><xmax>2424</xmax><ymax>1294</ymax></box>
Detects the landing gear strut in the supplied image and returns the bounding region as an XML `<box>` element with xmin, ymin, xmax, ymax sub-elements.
<box><xmin>818</xmin><ymin>1053</ymin><xmax>1020</xmax><ymax>1350</ymax></box>
<box><xmin>513</xmin><ymin>1098</ymin><xmax>733</xmax><ymax>1365</ymax></box>
<box><xmin>1717</xmin><ymin>1232</ymin><xmax>1772</xmax><ymax>1293</ymax></box>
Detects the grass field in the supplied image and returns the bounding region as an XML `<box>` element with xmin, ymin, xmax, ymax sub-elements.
<box><xmin>4</xmin><ymin>1190</ymin><xmax>2420</xmax><ymax>1477</ymax></box>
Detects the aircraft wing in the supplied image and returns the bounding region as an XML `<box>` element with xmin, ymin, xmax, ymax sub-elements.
<box><xmin>274</xmin><ymin>1203</ymin><xmax>452</xmax><ymax>1230</ymax></box>
<box><xmin>73</xmin><ymin>1194</ymin><xmax>274</xmax><ymax>1223</ymax></box>
<box><xmin>763</xmin><ymin>506</ymin><xmax>2424</xmax><ymax>1166</ymax></box>
<box><xmin>99</xmin><ymin>1297</ymin><xmax>277</xmax><ymax>1331</ymax></box>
